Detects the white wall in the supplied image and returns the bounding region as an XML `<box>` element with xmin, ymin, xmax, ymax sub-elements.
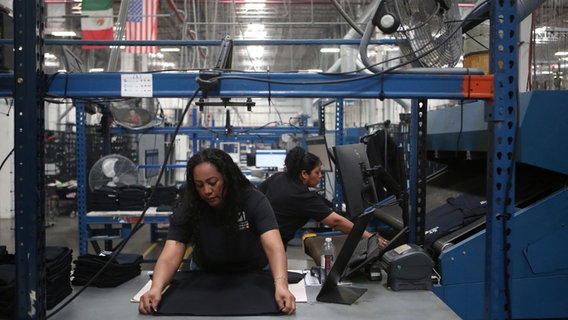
<box><xmin>0</xmin><ymin>98</ymin><xmax>13</xmax><ymax>219</ymax></box>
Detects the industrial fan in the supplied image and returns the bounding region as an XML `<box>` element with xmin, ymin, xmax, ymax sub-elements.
<box><xmin>109</xmin><ymin>98</ymin><xmax>163</xmax><ymax>130</ymax></box>
<box><xmin>361</xmin><ymin>0</ymin><xmax>463</xmax><ymax>70</ymax></box>
<box><xmin>88</xmin><ymin>154</ymin><xmax>139</xmax><ymax>191</ymax></box>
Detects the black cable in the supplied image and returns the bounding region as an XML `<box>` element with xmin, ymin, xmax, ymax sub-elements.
<box><xmin>329</xmin><ymin>0</ymin><xmax>364</xmax><ymax>36</ymax></box>
<box><xmin>0</xmin><ymin>148</ymin><xmax>14</xmax><ymax>172</ymax></box>
<box><xmin>46</xmin><ymin>86</ymin><xmax>202</xmax><ymax>319</ymax></box>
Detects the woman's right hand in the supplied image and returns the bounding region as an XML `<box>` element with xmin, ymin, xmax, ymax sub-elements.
<box><xmin>138</xmin><ymin>287</ymin><xmax>162</xmax><ymax>315</ymax></box>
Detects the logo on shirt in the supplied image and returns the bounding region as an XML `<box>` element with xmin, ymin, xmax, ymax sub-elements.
<box><xmin>236</xmin><ymin>211</ymin><xmax>250</xmax><ymax>230</ymax></box>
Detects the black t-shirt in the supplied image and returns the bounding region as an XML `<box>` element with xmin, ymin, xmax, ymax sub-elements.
<box><xmin>258</xmin><ymin>172</ymin><xmax>333</xmax><ymax>245</ymax></box>
<box><xmin>167</xmin><ymin>187</ymin><xmax>278</xmax><ymax>272</ymax></box>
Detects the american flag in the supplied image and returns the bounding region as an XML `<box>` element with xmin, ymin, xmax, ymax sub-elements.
<box><xmin>124</xmin><ymin>0</ymin><xmax>158</xmax><ymax>54</ymax></box>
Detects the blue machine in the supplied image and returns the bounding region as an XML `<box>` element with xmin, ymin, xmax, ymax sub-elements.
<box><xmin>427</xmin><ymin>91</ymin><xmax>568</xmax><ymax>319</ymax></box>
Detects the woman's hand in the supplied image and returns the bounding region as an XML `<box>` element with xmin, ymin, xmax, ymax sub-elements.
<box><xmin>378</xmin><ymin>236</ymin><xmax>389</xmax><ymax>250</ymax></box>
<box><xmin>274</xmin><ymin>281</ymin><xmax>296</xmax><ymax>315</ymax></box>
<box><xmin>138</xmin><ymin>287</ymin><xmax>162</xmax><ymax>315</ymax></box>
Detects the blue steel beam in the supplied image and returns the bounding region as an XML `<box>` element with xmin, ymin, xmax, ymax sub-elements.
<box><xmin>13</xmin><ymin>1</ymin><xmax>46</xmax><ymax>319</ymax></box>
<box><xmin>0</xmin><ymin>71</ymin><xmax>493</xmax><ymax>100</ymax></box>
<box><xmin>42</xmin><ymin>38</ymin><xmax>393</xmax><ymax>47</ymax></box>
<box><xmin>484</xmin><ymin>1</ymin><xmax>518</xmax><ymax>319</ymax></box>
<box><xmin>110</xmin><ymin>125</ymin><xmax>318</xmax><ymax>136</ymax></box>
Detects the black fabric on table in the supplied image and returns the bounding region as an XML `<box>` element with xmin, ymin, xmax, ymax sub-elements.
<box><xmin>45</xmin><ymin>246</ymin><xmax>73</xmax><ymax>309</ymax></box>
<box><xmin>87</xmin><ymin>186</ymin><xmax>119</xmax><ymax>211</ymax></box>
<box><xmin>117</xmin><ymin>185</ymin><xmax>148</xmax><ymax>210</ymax></box>
<box><xmin>0</xmin><ymin>264</ymin><xmax>16</xmax><ymax>316</ymax></box>
<box><xmin>148</xmin><ymin>185</ymin><xmax>178</xmax><ymax>207</ymax></box>
<box><xmin>72</xmin><ymin>253</ymin><xmax>142</xmax><ymax>288</ymax></box>
<box><xmin>154</xmin><ymin>270</ymin><xmax>282</xmax><ymax>316</ymax></box>
<box><xmin>0</xmin><ymin>246</ymin><xmax>74</xmax><ymax>313</ymax></box>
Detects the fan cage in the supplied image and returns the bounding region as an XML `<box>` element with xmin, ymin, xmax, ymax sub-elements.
<box><xmin>386</xmin><ymin>0</ymin><xmax>463</xmax><ymax>68</ymax></box>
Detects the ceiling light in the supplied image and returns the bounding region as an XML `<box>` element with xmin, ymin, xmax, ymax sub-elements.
<box><xmin>160</xmin><ymin>48</ymin><xmax>180</xmax><ymax>52</ymax></box>
<box><xmin>244</xmin><ymin>24</ymin><xmax>266</xmax><ymax>39</ymax></box>
<box><xmin>554</xmin><ymin>51</ymin><xmax>568</xmax><ymax>56</ymax></box>
<box><xmin>89</xmin><ymin>68</ymin><xmax>104</xmax><ymax>72</ymax></box>
<box><xmin>320</xmin><ymin>48</ymin><xmax>340</xmax><ymax>53</ymax></box>
<box><xmin>244</xmin><ymin>0</ymin><xmax>266</xmax><ymax>10</ymax></box>
<box><xmin>51</xmin><ymin>31</ymin><xmax>77</xmax><ymax>37</ymax></box>
<box><xmin>247</xmin><ymin>46</ymin><xmax>264</xmax><ymax>59</ymax></box>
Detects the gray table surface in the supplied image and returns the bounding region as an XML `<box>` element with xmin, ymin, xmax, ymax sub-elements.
<box><xmin>47</xmin><ymin>271</ymin><xmax>460</xmax><ymax>320</ymax></box>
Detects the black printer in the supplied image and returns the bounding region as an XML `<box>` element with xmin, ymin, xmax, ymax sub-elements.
<box><xmin>381</xmin><ymin>243</ymin><xmax>434</xmax><ymax>291</ymax></box>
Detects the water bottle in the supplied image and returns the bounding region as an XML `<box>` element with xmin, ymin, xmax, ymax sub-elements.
<box><xmin>320</xmin><ymin>237</ymin><xmax>335</xmax><ymax>284</ymax></box>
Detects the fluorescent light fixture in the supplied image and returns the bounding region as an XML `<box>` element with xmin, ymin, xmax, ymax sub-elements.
<box><xmin>244</xmin><ymin>24</ymin><xmax>266</xmax><ymax>39</ymax></box>
<box><xmin>51</xmin><ymin>31</ymin><xmax>77</xmax><ymax>37</ymax></box>
<box><xmin>89</xmin><ymin>68</ymin><xmax>104</xmax><ymax>72</ymax></box>
<box><xmin>554</xmin><ymin>51</ymin><xmax>568</xmax><ymax>56</ymax></box>
<box><xmin>320</xmin><ymin>48</ymin><xmax>340</xmax><ymax>53</ymax></box>
<box><xmin>247</xmin><ymin>46</ymin><xmax>264</xmax><ymax>59</ymax></box>
<box><xmin>160</xmin><ymin>48</ymin><xmax>180</xmax><ymax>52</ymax></box>
<box><xmin>245</xmin><ymin>0</ymin><xmax>265</xmax><ymax>9</ymax></box>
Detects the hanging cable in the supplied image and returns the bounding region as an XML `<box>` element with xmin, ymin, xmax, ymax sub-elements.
<box><xmin>46</xmin><ymin>86</ymin><xmax>202</xmax><ymax>319</ymax></box>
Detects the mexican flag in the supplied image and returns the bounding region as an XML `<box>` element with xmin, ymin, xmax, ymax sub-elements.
<box><xmin>81</xmin><ymin>0</ymin><xmax>114</xmax><ymax>49</ymax></box>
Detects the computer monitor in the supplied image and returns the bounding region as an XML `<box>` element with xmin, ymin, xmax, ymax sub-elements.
<box><xmin>255</xmin><ymin>149</ymin><xmax>286</xmax><ymax>169</ymax></box>
<box><xmin>333</xmin><ymin>143</ymin><xmax>378</xmax><ymax>219</ymax></box>
<box><xmin>306</xmin><ymin>135</ymin><xmax>333</xmax><ymax>172</ymax></box>
<box><xmin>220</xmin><ymin>142</ymin><xmax>240</xmax><ymax>164</ymax></box>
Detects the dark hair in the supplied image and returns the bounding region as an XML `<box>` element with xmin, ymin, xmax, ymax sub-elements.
<box><xmin>284</xmin><ymin>146</ymin><xmax>322</xmax><ymax>181</ymax></box>
<box><xmin>171</xmin><ymin>148</ymin><xmax>253</xmax><ymax>244</ymax></box>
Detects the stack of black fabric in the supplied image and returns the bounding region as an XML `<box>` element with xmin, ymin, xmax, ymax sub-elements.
<box><xmin>87</xmin><ymin>186</ymin><xmax>119</xmax><ymax>211</ymax></box>
<box><xmin>72</xmin><ymin>252</ymin><xmax>143</xmax><ymax>287</ymax></box>
<box><xmin>148</xmin><ymin>185</ymin><xmax>178</xmax><ymax>211</ymax></box>
<box><xmin>0</xmin><ymin>246</ymin><xmax>73</xmax><ymax>315</ymax></box>
<box><xmin>0</xmin><ymin>246</ymin><xmax>16</xmax><ymax>317</ymax></box>
<box><xmin>117</xmin><ymin>185</ymin><xmax>148</xmax><ymax>210</ymax></box>
<box><xmin>45</xmin><ymin>246</ymin><xmax>73</xmax><ymax>309</ymax></box>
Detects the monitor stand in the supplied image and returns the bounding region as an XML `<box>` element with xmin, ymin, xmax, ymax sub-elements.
<box><xmin>316</xmin><ymin>285</ymin><xmax>368</xmax><ymax>305</ymax></box>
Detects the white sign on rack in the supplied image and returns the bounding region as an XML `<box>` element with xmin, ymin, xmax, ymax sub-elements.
<box><xmin>121</xmin><ymin>73</ymin><xmax>153</xmax><ymax>97</ymax></box>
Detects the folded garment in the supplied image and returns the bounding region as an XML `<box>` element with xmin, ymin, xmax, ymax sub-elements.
<box><xmin>72</xmin><ymin>253</ymin><xmax>142</xmax><ymax>288</ymax></box>
<box><xmin>155</xmin><ymin>270</ymin><xmax>281</xmax><ymax>316</ymax></box>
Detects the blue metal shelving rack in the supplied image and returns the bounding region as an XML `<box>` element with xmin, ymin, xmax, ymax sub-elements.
<box><xmin>0</xmin><ymin>1</ymin><xmax>517</xmax><ymax>318</ymax></box>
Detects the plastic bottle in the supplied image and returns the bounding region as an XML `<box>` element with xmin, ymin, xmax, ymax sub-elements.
<box><xmin>320</xmin><ymin>237</ymin><xmax>335</xmax><ymax>284</ymax></box>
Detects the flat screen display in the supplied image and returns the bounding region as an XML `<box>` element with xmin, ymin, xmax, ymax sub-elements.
<box><xmin>306</xmin><ymin>135</ymin><xmax>333</xmax><ymax>172</ymax></box>
<box><xmin>255</xmin><ymin>149</ymin><xmax>286</xmax><ymax>169</ymax></box>
<box><xmin>333</xmin><ymin>143</ymin><xmax>378</xmax><ymax>219</ymax></box>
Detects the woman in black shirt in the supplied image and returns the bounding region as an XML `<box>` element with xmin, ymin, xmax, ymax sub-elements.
<box><xmin>139</xmin><ymin>148</ymin><xmax>295</xmax><ymax>315</ymax></box>
<box><xmin>259</xmin><ymin>146</ymin><xmax>377</xmax><ymax>247</ymax></box>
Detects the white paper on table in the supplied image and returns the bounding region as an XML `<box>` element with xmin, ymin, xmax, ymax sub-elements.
<box><xmin>131</xmin><ymin>280</ymin><xmax>170</xmax><ymax>303</ymax></box>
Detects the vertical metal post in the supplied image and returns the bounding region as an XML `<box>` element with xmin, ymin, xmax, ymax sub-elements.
<box><xmin>13</xmin><ymin>0</ymin><xmax>46</xmax><ymax>318</ymax></box>
<box><xmin>317</xmin><ymin>100</ymin><xmax>327</xmax><ymax>189</ymax></box>
<box><xmin>76</xmin><ymin>103</ymin><xmax>88</xmax><ymax>255</ymax></box>
<box><xmin>192</xmin><ymin>107</ymin><xmax>198</xmax><ymax>154</ymax></box>
<box><xmin>409</xmin><ymin>99</ymin><xmax>427</xmax><ymax>245</ymax></box>
<box><xmin>317</xmin><ymin>99</ymin><xmax>325</xmax><ymax>135</ymax></box>
<box><xmin>485</xmin><ymin>1</ymin><xmax>517</xmax><ymax>319</ymax></box>
<box><xmin>334</xmin><ymin>98</ymin><xmax>344</xmax><ymax>212</ymax></box>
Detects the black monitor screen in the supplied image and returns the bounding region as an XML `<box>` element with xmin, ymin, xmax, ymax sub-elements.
<box><xmin>306</xmin><ymin>135</ymin><xmax>333</xmax><ymax>172</ymax></box>
<box><xmin>145</xmin><ymin>149</ymin><xmax>160</xmax><ymax>179</ymax></box>
<box><xmin>333</xmin><ymin>143</ymin><xmax>378</xmax><ymax>219</ymax></box>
